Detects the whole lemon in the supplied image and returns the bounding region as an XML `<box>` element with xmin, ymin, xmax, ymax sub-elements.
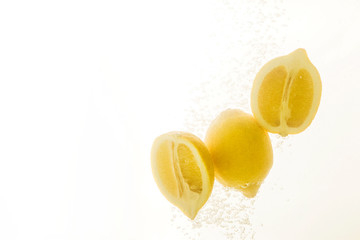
<box><xmin>205</xmin><ymin>109</ymin><xmax>273</xmax><ymax>198</ymax></box>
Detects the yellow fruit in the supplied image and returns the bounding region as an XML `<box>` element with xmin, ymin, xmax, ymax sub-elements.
<box><xmin>251</xmin><ymin>48</ymin><xmax>322</xmax><ymax>136</ymax></box>
<box><xmin>151</xmin><ymin>132</ymin><xmax>214</xmax><ymax>219</ymax></box>
<box><xmin>205</xmin><ymin>109</ymin><xmax>273</xmax><ymax>198</ymax></box>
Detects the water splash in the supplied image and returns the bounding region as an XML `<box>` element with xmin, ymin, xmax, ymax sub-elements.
<box><xmin>173</xmin><ymin>0</ymin><xmax>288</xmax><ymax>239</ymax></box>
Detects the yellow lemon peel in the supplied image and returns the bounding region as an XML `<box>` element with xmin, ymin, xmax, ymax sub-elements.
<box><xmin>205</xmin><ymin>109</ymin><xmax>273</xmax><ymax>198</ymax></box>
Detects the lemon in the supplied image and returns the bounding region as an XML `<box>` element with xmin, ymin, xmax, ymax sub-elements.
<box><xmin>205</xmin><ymin>109</ymin><xmax>273</xmax><ymax>198</ymax></box>
<box><xmin>151</xmin><ymin>131</ymin><xmax>214</xmax><ymax>219</ymax></box>
<box><xmin>251</xmin><ymin>48</ymin><xmax>322</xmax><ymax>136</ymax></box>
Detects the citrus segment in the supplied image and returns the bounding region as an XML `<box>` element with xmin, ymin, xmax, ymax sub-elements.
<box><xmin>258</xmin><ymin>65</ymin><xmax>287</xmax><ymax>127</ymax></box>
<box><xmin>251</xmin><ymin>48</ymin><xmax>322</xmax><ymax>136</ymax></box>
<box><xmin>151</xmin><ymin>132</ymin><xmax>214</xmax><ymax>219</ymax></box>
<box><xmin>287</xmin><ymin>68</ymin><xmax>314</xmax><ymax>127</ymax></box>
<box><xmin>155</xmin><ymin>140</ymin><xmax>179</xmax><ymax>197</ymax></box>
<box><xmin>205</xmin><ymin>109</ymin><xmax>273</xmax><ymax>198</ymax></box>
<box><xmin>177</xmin><ymin>143</ymin><xmax>203</xmax><ymax>194</ymax></box>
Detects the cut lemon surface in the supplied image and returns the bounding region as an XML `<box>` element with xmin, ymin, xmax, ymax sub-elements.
<box><xmin>205</xmin><ymin>109</ymin><xmax>273</xmax><ymax>198</ymax></box>
<box><xmin>251</xmin><ymin>48</ymin><xmax>322</xmax><ymax>136</ymax></box>
<box><xmin>151</xmin><ymin>132</ymin><xmax>214</xmax><ymax>219</ymax></box>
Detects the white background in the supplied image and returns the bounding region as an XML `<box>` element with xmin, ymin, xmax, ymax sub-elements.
<box><xmin>1</xmin><ymin>0</ymin><xmax>360</xmax><ymax>239</ymax></box>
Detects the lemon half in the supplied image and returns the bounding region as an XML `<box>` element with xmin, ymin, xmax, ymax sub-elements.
<box><xmin>251</xmin><ymin>48</ymin><xmax>322</xmax><ymax>136</ymax></box>
<box><xmin>151</xmin><ymin>132</ymin><xmax>214</xmax><ymax>219</ymax></box>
